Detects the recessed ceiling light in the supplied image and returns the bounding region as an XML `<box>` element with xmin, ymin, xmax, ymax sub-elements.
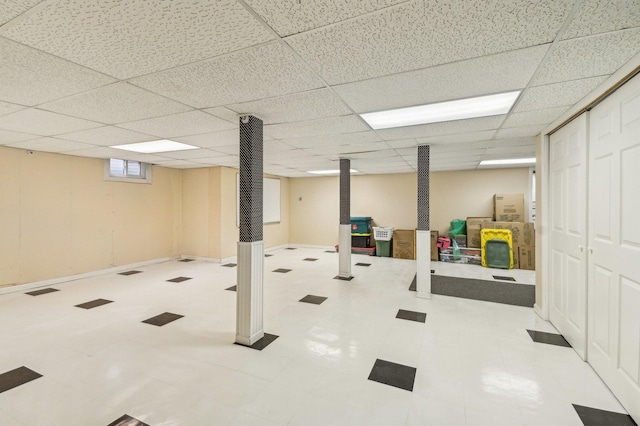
<box><xmin>479</xmin><ymin>157</ymin><xmax>536</xmax><ymax>166</ymax></box>
<box><xmin>110</xmin><ymin>140</ymin><xmax>199</xmax><ymax>153</ymax></box>
<box><xmin>307</xmin><ymin>169</ymin><xmax>358</xmax><ymax>175</ymax></box>
<box><xmin>360</xmin><ymin>91</ymin><xmax>521</xmax><ymax>130</ymax></box>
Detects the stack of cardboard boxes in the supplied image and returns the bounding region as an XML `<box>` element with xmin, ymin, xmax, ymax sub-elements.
<box><xmin>466</xmin><ymin>194</ymin><xmax>535</xmax><ymax>270</ymax></box>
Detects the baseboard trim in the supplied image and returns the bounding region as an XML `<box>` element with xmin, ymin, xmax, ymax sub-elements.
<box><xmin>0</xmin><ymin>256</ymin><xmax>177</xmax><ymax>295</ymax></box>
<box><xmin>533</xmin><ymin>303</ymin><xmax>547</xmax><ymax>320</ymax></box>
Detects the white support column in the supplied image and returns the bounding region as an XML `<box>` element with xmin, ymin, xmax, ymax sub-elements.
<box><xmin>236</xmin><ymin>241</ymin><xmax>264</xmax><ymax>345</ymax></box>
<box><xmin>236</xmin><ymin>115</ymin><xmax>265</xmax><ymax>346</ymax></box>
<box><xmin>416</xmin><ymin>145</ymin><xmax>432</xmax><ymax>299</ymax></box>
<box><xmin>337</xmin><ymin>158</ymin><xmax>352</xmax><ymax>279</ymax></box>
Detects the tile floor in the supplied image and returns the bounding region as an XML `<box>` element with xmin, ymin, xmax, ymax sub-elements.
<box><xmin>0</xmin><ymin>248</ymin><xmax>631</xmax><ymax>425</ymax></box>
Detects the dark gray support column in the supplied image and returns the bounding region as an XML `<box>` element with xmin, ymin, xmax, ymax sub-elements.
<box><xmin>416</xmin><ymin>145</ymin><xmax>431</xmax><ymax>298</ymax></box>
<box><xmin>337</xmin><ymin>158</ymin><xmax>352</xmax><ymax>279</ymax></box>
<box><xmin>236</xmin><ymin>115</ymin><xmax>265</xmax><ymax>346</ymax></box>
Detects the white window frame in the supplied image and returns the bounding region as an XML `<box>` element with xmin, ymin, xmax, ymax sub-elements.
<box><xmin>104</xmin><ymin>158</ymin><xmax>152</xmax><ymax>184</ymax></box>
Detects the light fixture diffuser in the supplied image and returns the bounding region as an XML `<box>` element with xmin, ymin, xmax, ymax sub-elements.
<box><xmin>307</xmin><ymin>169</ymin><xmax>358</xmax><ymax>175</ymax></box>
<box><xmin>360</xmin><ymin>91</ymin><xmax>521</xmax><ymax>130</ymax></box>
<box><xmin>479</xmin><ymin>158</ymin><xmax>535</xmax><ymax>166</ymax></box>
<box><xmin>110</xmin><ymin>140</ymin><xmax>199</xmax><ymax>153</ymax></box>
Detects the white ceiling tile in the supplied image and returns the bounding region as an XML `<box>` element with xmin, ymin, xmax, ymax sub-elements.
<box><xmin>515</xmin><ymin>76</ymin><xmax>608</xmax><ymax>112</ymax></box>
<box><xmin>343</xmin><ymin>149</ymin><xmax>398</xmax><ymax>159</ymax></box>
<box><xmin>489</xmin><ymin>137</ymin><xmax>536</xmax><ymax>147</ymax></box>
<box><xmin>385</xmin><ymin>139</ymin><xmax>418</xmax><ymax>149</ymax></box>
<box><xmin>281</xmin><ymin>131</ymin><xmax>380</xmax><ymax>148</ymax></box>
<box><xmin>0</xmin><ymin>108</ymin><xmax>101</xmax><ymax>135</ymax></box>
<box><xmin>0</xmin><ymin>0</ymin><xmax>42</xmax><ymax>26</ymax></box>
<box><xmin>227</xmin><ymin>89</ymin><xmax>352</xmax><ymax>124</ymax></box>
<box><xmin>0</xmin><ymin>129</ymin><xmax>39</xmax><ymax>145</ymax></box>
<box><xmin>39</xmin><ymin>82</ymin><xmax>192</xmax><ymax>124</ymax></box>
<box><xmin>58</xmin><ymin>126</ymin><xmax>157</xmax><ymax>146</ymax></box>
<box><xmin>0</xmin><ymin>101</ymin><xmax>26</xmax><ymax>117</ymax></box>
<box><xmin>502</xmin><ymin>107</ymin><xmax>568</xmax><ymax>128</ymax></box>
<box><xmin>264</xmin><ymin>115</ymin><xmax>368</xmax><ymax>140</ymax></box>
<box><xmin>6</xmin><ymin>137</ymin><xmax>95</xmax><ymax>153</ymax></box>
<box><xmin>3</xmin><ymin>0</ymin><xmax>275</xmax><ymax>79</ymax></box>
<box><xmin>484</xmin><ymin>145</ymin><xmax>536</xmax><ymax>156</ymax></box>
<box><xmin>63</xmin><ymin>146</ymin><xmax>128</xmax><ymax>159</ymax></box>
<box><xmin>0</xmin><ymin>37</ymin><xmax>116</xmax><ymax>106</ymax></box>
<box><xmin>415</xmin><ymin>130</ymin><xmax>497</xmax><ymax>146</ymax></box>
<box><xmin>307</xmin><ymin>141</ymin><xmax>390</xmax><ymax>156</ymax></box>
<box><xmin>203</xmin><ymin>107</ymin><xmax>240</xmax><ymax>124</ymax></box>
<box><xmin>286</xmin><ymin>0</ymin><xmax>572</xmax><ymax>84</ymax></box>
<box><xmin>264</xmin><ymin>149</ymin><xmax>317</xmax><ymax>161</ymax></box>
<box><xmin>131</xmin><ymin>42</ymin><xmax>323</xmax><ymax>108</ymax></box>
<box><xmin>264</xmin><ymin>140</ymin><xmax>298</xmax><ymax>153</ymax></box>
<box><xmin>245</xmin><ymin>0</ymin><xmax>406</xmax><ymax>36</ymax></box>
<box><xmin>117</xmin><ymin>110</ymin><xmax>236</xmax><ymax>138</ymax></box>
<box><xmin>153</xmin><ymin>148</ymin><xmax>230</xmax><ymax>161</ymax></box>
<box><xmin>429</xmin><ymin>140</ymin><xmax>492</xmax><ymax>152</ymax></box>
<box><xmin>494</xmin><ymin>125</ymin><xmax>545</xmax><ymax>139</ymax></box>
<box><xmin>562</xmin><ymin>0</ymin><xmax>640</xmax><ymax>40</ymax></box>
<box><xmin>377</xmin><ymin>116</ymin><xmax>504</xmax><ymax>141</ymax></box>
<box><xmin>208</xmin><ymin>145</ymin><xmax>238</xmax><ymax>156</ymax></box>
<box><xmin>191</xmin><ymin>155</ymin><xmax>238</xmax><ymax>165</ymax></box>
<box><xmin>174</xmin><ymin>129</ymin><xmax>241</xmax><ymax>149</ymax></box>
<box><xmin>334</xmin><ymin>45</ymin><xmax>548</xmax><ymax>112</ymax></box>
<box><xmin>532</xmin><ymin>28</ymin><xmax>640</xmax><ymax>85</ymax></box>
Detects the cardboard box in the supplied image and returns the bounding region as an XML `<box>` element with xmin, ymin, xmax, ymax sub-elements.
<box><xmin>393</xmin><ymin>229</ymin><xmax>416</xmax><ymax>260</ymax></box>
<box><xmin>466</xmin><ymin>217</ymin><xmax>492</xmax><ymax>248</ymax></box>
<box><xmin>430</xmin><ymin>231</ymin><xmax>439</xmax><ymax>261</ymax></box>
<box><xmin>519</xmin><ymin>246</ymin><xmax>535</xmax><ymax>270</ymax></box>
<box><xmin>481</xmin><ymin>221</ymin><xmax>535</xmax><ymax>247</ymax></box>
<box><xmin>512</xmin><ymin>244</ymin><xmax>520</xmax><ymax>269</ymax></box>
<box><xmin>494</xmin><ymin>194</ymin><xmax>525</xmax><ymax>222</ymax></box>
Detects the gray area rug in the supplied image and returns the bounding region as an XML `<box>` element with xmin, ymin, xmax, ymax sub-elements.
<box><xmin>411</xmin><ymin>274</ymin><xmax>535</xmax><ymax>307</ymax></box>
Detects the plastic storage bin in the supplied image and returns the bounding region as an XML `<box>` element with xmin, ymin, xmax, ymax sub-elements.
<box><xmin>376</xmin><ymin>240</ymin><xmax>391</xmax><ymax>257</ymax></box>
<box><xmin>373</xmin><ymin>227</ymin><xmax>393</xmax><ymax>241</ymax></box>
<box><xmin>350</xmin><ymin>217</ymin><xmax>372</xmax><ymax>234</ymax></box>
<box><xmin>352</xmin><ymin>234</ymin><xmax>372</xmax><ymax>248</ymax></box>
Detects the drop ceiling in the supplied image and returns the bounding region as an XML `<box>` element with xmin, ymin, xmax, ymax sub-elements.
<box><xmin>0</xmin><ymin>0</ymin><xmax>638</xmax><ymax>177</ymax></box>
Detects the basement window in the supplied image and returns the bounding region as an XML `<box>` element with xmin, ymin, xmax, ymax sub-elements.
<box><xmin>104</xmin><ymin>158</ymin><xmax>152</xmax><ymax>183</ymax></box>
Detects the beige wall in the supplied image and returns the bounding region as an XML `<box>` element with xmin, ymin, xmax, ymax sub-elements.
<box><xmin>181</xmin><ymin>166</ymin><xmax>290</xmax><ymax>259</ymax></box>
<box><xmin>0</xmin><ymin>146</ymin><xmax>182</xmax><ymax>287</ymax></box>
<box><xmin>289</xmin><ymin>168</ymin><xmax>531</xmax><ymax>246</ymax></box>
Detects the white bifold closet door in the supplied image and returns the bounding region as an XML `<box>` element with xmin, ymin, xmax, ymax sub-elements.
<box><xmin>587</xmin><ymin>73</ymin><xmax>640</xmax><ymax>423</ymax></box>
<box><xmin>549</xmin><ymin>113</ymin><xmax>588</xmax><ymax>360</ymax></box>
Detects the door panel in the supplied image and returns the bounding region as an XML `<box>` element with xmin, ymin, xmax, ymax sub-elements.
<box><xmin>588</xmin><ymin>73</ymin><xmax>640</xmax><ymax>424</ymax></box>
<box><xmin>549</xmin><ymin>113</ymin><xmax>588</xmax><ymax>359</ymax></box>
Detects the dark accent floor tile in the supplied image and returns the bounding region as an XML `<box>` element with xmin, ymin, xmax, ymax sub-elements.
<box><xmin>167</xmin><ymin>276</ymin><xmax>192</xmax><ymax>283</ymax></box>
<box><xmin>409</xmin><ymin>274</ymin><xmax>416</xmax><ymax>291</ymax></box>
<box><xmin>285</xmin><ymin>247</ymin><xmax>297</xmax><ymax>250</ymax></box>
<box><xmin>573</xmin><ymin>404</ymin><xmax>637</xmax><ymax>426</ymax></box>
<box><xmin>273</xmin><ymin>268</ymin><xmax>292</xmax><ymax>273</ymax></box>
<box><xmin>118</xmin><ymin>270</ymin><xmax>142</xmax><ymax>276</ymax></box>
<box><xmin>356</xmin><ymin>262</ymin><xmax>371</xmax><ymax>267</ymax></box>
<box><xmin>368</xmin><ymin>359</ymin><xmax>416</xmax><ymax>392</ymax></box>
<box><xmin>25</xmin><ymin>288</ymin><xmax>59</xmax><ymax>296</ymax></box>
<box><xmin>396</xmin><ymin>309</ymin><xmax>427</xmax><ymax>323</ymax></box>
<box><xmin>0</xmin><ymin>366</ymin><xmax>42</xmax><ymax>394</ymax></box>
<box><xmin>222</xmin><ymin>263</ymin><xmax>237</xmax><ymax>267</ymax></box>
<box><xmin>334</xmin><ymin>275</ymin><xmax>354</xmax><ymax>281</ymax></box>
<box><xmin>225</xmin><ymin>285</ymin><xmax>237</xmax><ymax>292</ymax></box>
<box><xmin>300</xmin><ymin>295</ymin><xmax>327</xmax><ymax>305</ymax></box>
<box><xmin>178</xmin><ymin>258</ymin><xmax>194</xmax><ymax>262</ymax></box>
<box><xmin>303</xmin><ymin>258</ymin><xmax>318</xmax><ymax>261</ymax></box>
<box><xmin>493</xmin><ymin>275</ymin><xmax>516</xmax><ymax>281</ymax></box>
<box><xmin>142</xmin><ymin>312</ymin><xmax>184</xmax><ymax>327</ymax></box>
<box><xmin>107</xmin><ymin>414</ymin><xmax>150</xmax><ymax>426</ymax></box>
<box><xmin>527</xmin><ymin>329</ymin><xmax>572</xmax><ymax>347</ymax></box>
<box><xmin>324</xmin><ymin>250</ymin><xmax>336</xmax><ymax>253</ymax></box>
<box><xmin>236</xmin><ymin>333</ymin><xmax>279</xmax><ymax>351</ymax></box>
<box><xmin>431</xmin><ymin>275</ymin><xmax>535</xmax><ymax>307</ymax></box>
<box><xmin>265</xmin><ymin>254</ymin><xmax>273</xmax><ymax>257</ymax></box>
<box><xmin>75</xmin><ymin>299</ymin><xmax>113</xmax><ymax>309</ymax></box>
<box><xmin>431</xmin><ymin>269</ymin><xmax>435</xmax><ymax>273</ymax></box>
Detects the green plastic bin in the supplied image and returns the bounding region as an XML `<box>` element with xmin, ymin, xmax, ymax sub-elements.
<box><xmin>485</xmin><ymin>240</ymin><xmax>511</xmax><ymax>269</ymax></box>
<box><xmin>376</xmin><ymin>240</ymin><xmax>391</xmax><ymax>257</ymax></box>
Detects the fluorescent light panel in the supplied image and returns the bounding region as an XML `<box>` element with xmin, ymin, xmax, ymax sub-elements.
<box><xmin>479</xmin><ymin>157</ymin><xmax>535</xmax><ymax>166</ymax></box>
<box><xmin>360</xmin><ymin>91</ymin><xmax>521</xmax><ymax>130</ymax></box>
<box><xmin>308</xmin><ymin>169</ymin><xmax>358</xmax><ymax>175</ymax></box>
<box><xmin>110</xmin><ymin>139</ymin><xmax>199</xmax><ymax>153</ymax></box>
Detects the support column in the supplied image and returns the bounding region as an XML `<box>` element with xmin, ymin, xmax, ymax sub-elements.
<box><xmin>236</xmin><ymin>115</ymin><xmax>265</xmax><ymax>346</ymax></box>
<box><xmin>337</xmin><ymin>158</ymin><xmax>352</xmax><ymax>279</ymax></box>
<box><xmin>416</xmin><ymin>145</ymin><xmax>431</xmax><ymax>299</ymax></box>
